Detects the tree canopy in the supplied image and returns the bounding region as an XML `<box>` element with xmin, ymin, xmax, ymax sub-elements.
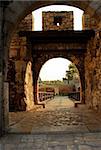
<box><xmin>65</xmin><ymin>63</ymin><xmax>78</xmax><ymax>83</ymax></box>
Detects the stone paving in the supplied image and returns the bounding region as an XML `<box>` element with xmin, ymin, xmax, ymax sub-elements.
<box><xmin>0</xmin><ymin>96</ymin><xmax>101</xmax><ymax>149</ymax></box>
<box><xmin>9</xmin><ymin>96</ymin><xmax>101</xmax><ymax>134</ymax></box>
<box><xmin>0</xmin><ymin>132</ymin><xmax>101</xmax><ymax>149</ymax></box>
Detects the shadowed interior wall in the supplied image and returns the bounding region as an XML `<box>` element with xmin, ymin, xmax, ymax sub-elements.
<box><xmin>8</xmin><ymin>14</ymin><xmax>35</xmax><ymax>111</ymax></box>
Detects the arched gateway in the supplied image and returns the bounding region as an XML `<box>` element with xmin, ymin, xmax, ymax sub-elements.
<box><xmin>0</xmin><ymin>1</ymin><xmax>101</xmax><ymax>136</ymax></box>
<box><xmin>19</xmin><ymin>30</ymin><xmax>95</xmax><ymax>105</ymax></box>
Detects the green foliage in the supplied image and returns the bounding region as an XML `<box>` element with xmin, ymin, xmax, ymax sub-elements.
<box><xmin>65</xmin><ymin>63</ymin><xmax>78</xmax><ymax>83</ymax></box>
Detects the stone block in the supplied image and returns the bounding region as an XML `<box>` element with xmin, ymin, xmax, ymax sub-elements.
<box><xmin>42</xmin><ymin>11</ymin><xmax>74</xmax><ymax>31</ymax></box>
<box><xmin>9</xmin><ymin>49</ymin><xmax>17</xmax><ymax>58</ymax></box>
<box><xmin>78</xmin><ymin>145</ymin><xmax>92</xmax><ymax>150</ymax></box>
<box><xmin>48</xmin><ymin>145</ymin><xmax>67</xmax><ymax>150</ymax></box>
<box><xmin>20</xmin><ymin>46</ymin><xmax>26</xmax><ymax>58</ymax></box>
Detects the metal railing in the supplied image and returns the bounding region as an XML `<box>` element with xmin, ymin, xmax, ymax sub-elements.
<box><xmin>68</xmin><ymin>92</ymin><xmax>80</xmax><ymax>101</ymax></box>
<box><xmin>38</xmin><ymin>92</ymin><xmax>55</xmax><ymax>102</ymax></box>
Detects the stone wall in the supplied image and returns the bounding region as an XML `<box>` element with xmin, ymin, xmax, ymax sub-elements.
<box><xmin>82</xmin><ymin>13</ymin><xmax>98</xmax><ymax>30</ymax></box>
<box><xmin>82</xmin><ymin>12</ymin><xmax>101</xmax><ymax>111</ymax></box>
<box><xmin>8</xmin><ymin>14</ymin><xmax>35</xmax><ymax>111</ymax></box>
<box><xmin>24</xmin><ymin>61</ymin><xmax>34</xmax><ymax>110</ymax></box>
<box><xmin>85</xmin><ymin>25</ymin><xmax>101</xmax><ymax>111</ymax></box>
<box><xmin>83</xmin><ymin>13</ymin><xmax>101</xmax><ymax>111</ymax></box>
<box><xmin>42</xmin><ymin>11</ymin><xmax>74</xmax><ymax>31</ymax></box>
<box><xmin>9</xmin><ymin>13</ymin><xmax>32</xmax><ymax>58</ymax></box>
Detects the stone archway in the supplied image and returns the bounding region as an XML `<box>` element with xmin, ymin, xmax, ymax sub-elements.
<box><xmin>37</xmin><ymin>57</ymin><xmax>82</xmax><ymax>102</ymax></box>
<box><xmin>19</xmin><ymin>30</ymin><xmax>95</xmax><ymax>106</ymax></box>
<box><xmin>0</xmin><ymin>1</ymin><xmax>101</xmax><ymax>135</ymax></box>
<box><xmin>33</xmin><ymin>51</ymin><xmax>84</xmax><ymax>104</ymax></box>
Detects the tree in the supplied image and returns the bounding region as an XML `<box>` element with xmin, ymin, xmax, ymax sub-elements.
<box><xmin>65</xmin><ymin>63</ymin><xmax>78</xmax><ymax>84</ymax></box>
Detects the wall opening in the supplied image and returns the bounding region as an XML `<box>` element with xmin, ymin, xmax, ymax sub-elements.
<box><xmin>37</xmin><ymin>57</ymin><xmax>81</xmax><ymax>103</ymax></box>
<box><xmin>32</xmin><ymin>5</ymin><xmax>84</xmax><ymax>31</ymax></box>
<box><xmin>54</xmin><ymin>16</ymin><xmax>62</xmax><ymax>26</ymax></box>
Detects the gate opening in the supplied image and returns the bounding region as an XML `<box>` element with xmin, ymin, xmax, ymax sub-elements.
<box><xmin>37</xmin><ymin>58</ymin><xmax>81</xmax><ymax>103</ymax></box>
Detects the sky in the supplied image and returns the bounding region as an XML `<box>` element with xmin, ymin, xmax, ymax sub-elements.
<box><xmin>39</xmin><ymin>58</ymin><xmax>71</xmax><ymax>81</ymax></box>
<box><xmin>32</xmin><ymin>5</ymin><xmax>83</xmax><ymax>31</ymax></box>
<box><xmin>32</xmin><ymin>5</ymin><xmax>83</xmax><ymax>81</ymax></box>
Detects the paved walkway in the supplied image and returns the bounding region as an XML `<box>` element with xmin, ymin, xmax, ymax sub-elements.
<box><xmin>1</xmin><ymin>132</ymin><xmax>101</xmax><ymax>150</ymax></box>
<box><xmin>9</xmin><ymin>96</ymin><xmax>101</xmax><ymax>134</ymax></box>
<box><xmin>0</xmin><ymin>96</ymin><xmax>101</xmax><ymax>149</ymax></box>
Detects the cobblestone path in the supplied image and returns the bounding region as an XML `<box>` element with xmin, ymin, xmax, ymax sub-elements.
<box><xmin>9</xmin><ymin>96</ymin><xmax>101</xmax><ymax>134</ymax></box>
<box><xmin>0</xmin><ymin>96</ymin><xmax>101</xmax><ymax>149</ymax></box>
